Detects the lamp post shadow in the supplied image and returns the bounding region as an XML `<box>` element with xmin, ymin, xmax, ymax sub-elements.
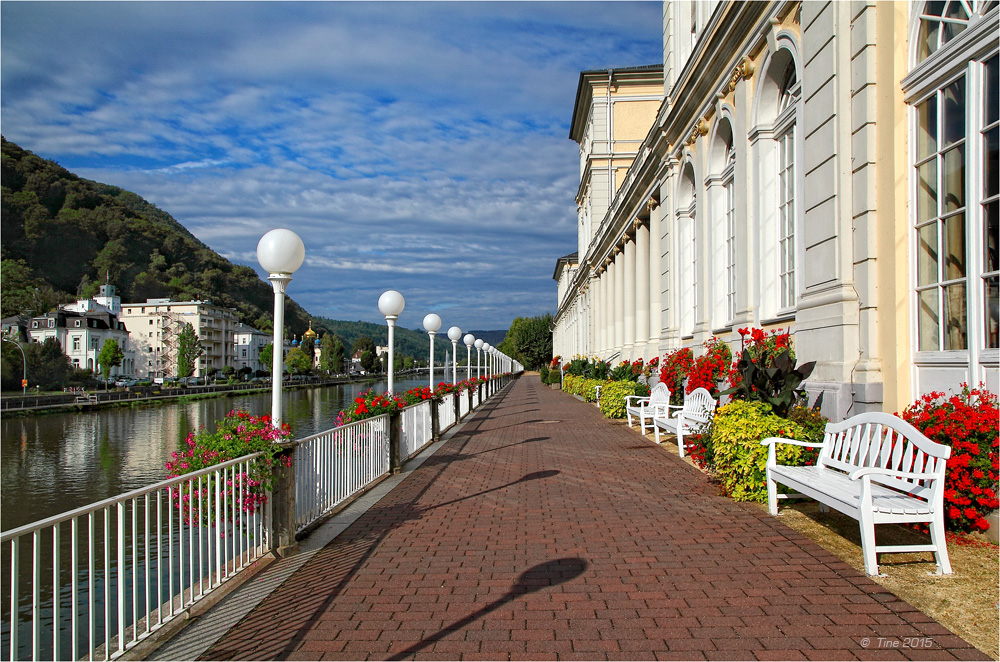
<box><xmin>387</xmin><ymin>557</ymin><xmax>589</xmax><ymax>661</ymax></box>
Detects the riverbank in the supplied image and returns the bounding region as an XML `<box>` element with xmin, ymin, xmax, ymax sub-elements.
<box><xmin>0</xmin><ymin>374</ymin><xmax>396</xmax><ymax>417</ymax></box>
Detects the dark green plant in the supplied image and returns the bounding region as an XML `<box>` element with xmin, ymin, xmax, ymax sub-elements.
<box><xmin>722</xmin><ymin>348</ymin><xmax>815</xmax><ymax>418</ymax></box>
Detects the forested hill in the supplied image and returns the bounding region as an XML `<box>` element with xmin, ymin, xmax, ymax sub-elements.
<box><xmin>0</xmin><ymin>137</ymin><xmax>314</xmax><ymax>334</ymax></box>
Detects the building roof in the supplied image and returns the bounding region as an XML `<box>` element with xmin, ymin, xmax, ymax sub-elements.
<box><xmin>569</xmin><ymin>64</ymin><xmax>663</xmax><ymax>142</ymax></box>
<box><xmin>553</xmin><ymin>252</ymin><xmax>579</xmax><ymax>281</ymax></box>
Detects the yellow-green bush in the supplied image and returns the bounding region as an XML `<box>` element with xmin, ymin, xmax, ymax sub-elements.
<box><xmin>581</xmin><ymin>378</ymin><xmax>603</xmax><ymax>402</ymax></box>
<box><xmin>711</xmin><ymin>400</ymin><xmax>809</xmax><ymax>502</ymax></box>
<box><xmin>599</xmin><ymin>380</ymin><xmax>646</xmax><ymax>418</ymax></box>
<box><xmin>562</xmin><ymin>374</ymin><xmax>577</xmax><ymax>393</ymax></box>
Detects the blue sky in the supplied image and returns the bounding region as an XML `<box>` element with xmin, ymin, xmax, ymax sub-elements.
<box><xmin>1</xmin><ymin>1</ymin><xmax>662</xmax><ymax>331</ymax></box>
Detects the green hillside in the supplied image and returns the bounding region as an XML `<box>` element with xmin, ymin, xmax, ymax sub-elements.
<box><xmin>315</xmin><ymin>317</ymin><xmax>506</xmax><ymax>364</ymax></box>
<box><xmin>1</xmin><ymin>137</ymin><xmax>313</xmax><ymax>337</ymax></box>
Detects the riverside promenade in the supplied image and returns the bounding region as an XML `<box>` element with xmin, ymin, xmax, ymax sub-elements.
<box><xmin>165</xmin><ymin>375</ymin><xmax>984</xmax><ymax>661</ymax></box>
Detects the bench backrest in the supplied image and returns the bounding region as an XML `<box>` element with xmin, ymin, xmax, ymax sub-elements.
<box><xmin>649</xmin><ymin>382</ymin><xmax>670</xmax><ymax>406</ymax></box>
<box><xmin>819</xmin><ymin>412</ymin><xmax>951</xmax><ymax>500</ymax></box>
<box><xmin>681</xmin><ymin>387</ymin><xmax>717</xmax><ymax>422</ymax></box>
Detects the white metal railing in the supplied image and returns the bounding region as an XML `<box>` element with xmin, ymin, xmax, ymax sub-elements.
<box><xmin>1</xmin><ymin>455</ymin><xmax>269</xmax><ymax>662</ymax></box>
<box><xmin>400</xmin><ymin>401</ymin><xmax>432</xmax><ymax>461</ymax></box>
<box><xmin>0</xmin><ymin>374</ymin><xmax>519</xmax><ymax>661</ymax></box>
<box><xmin>293</xmin><ymin>414</ymin><xmax>390</xmax><ymax>534</ymax></box>
<box><xmin>437</xmin><ymin>393</ymin><xmax>456</xmax><ymax>432</ymax></box>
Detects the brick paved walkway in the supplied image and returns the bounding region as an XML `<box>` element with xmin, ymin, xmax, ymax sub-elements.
<box><xmin>200</xmin><ymin>375</ymin><xmax>986</xmax><ymax>661</ymax></box>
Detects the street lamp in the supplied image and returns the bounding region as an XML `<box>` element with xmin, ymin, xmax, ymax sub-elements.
<box><xmin>257</xmin><ymin>228</ymin><xmax>305</xmax><ymax>430</ymax></box>
<box><xmin>2</xmin><ymin>337</ymin><xmax>27</xmax><ymax>395</ymax></box>
<box><xmin>423</xmin><ymin>313</ymin><xmax>442</xmax><ymax>390</ymax></box>
<box><xmin>463</xmin><ymin>334</ymin><xmax>475</xmax><ymax>381</ymax></box>
<box><xmin>484</xmin><ymin>344</ymin><xmax>492</xmax><ymax>378</ymax></box>
<box><xmin>474</xmin><ymin>339</ymin><xmax>484</xmax><ymax>379</ymax></box>
<box><xmin>378</xmin><ymin>290</ymin><xmax>405</xmax><ymax>394</ymax></box>
<box><xmin>447</xmin><ymin>326</ymin><xmax>462</xmax><ymax>384</ymax></box>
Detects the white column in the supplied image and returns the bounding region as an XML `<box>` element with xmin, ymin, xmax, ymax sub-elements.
<box><xmin>600</xmin><ymin>268</ymin><xmax>608</xmax><ymax>356</ymax></box>
<box><xmin>649</xmin><ymin>201</ymin><xmax>662</xmax><ymax>352</ymax></box>
<box><xmin>614</xmin><ymin>247</ymin><xmax>624</xmax><ymax>355</ymax></box>
<box><xmin>623</xmin><ymin>237</ymin><xmax>636</xmax><ymax>359</ymax></box>
<box><xmin>635</xmin><ymin>220</ymin><xmax>650</xmax><ymax>358</ymax></box>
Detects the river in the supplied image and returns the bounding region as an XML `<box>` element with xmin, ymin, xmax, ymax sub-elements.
<box><xmin>0</xmin><ymin>377</ymin><xmax>431</xmax><ymax>532</ymax></box>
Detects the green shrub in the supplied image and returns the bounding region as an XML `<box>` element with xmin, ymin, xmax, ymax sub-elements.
<box><xmin>581</xmin><ymin>378</ymin><xmax>603</xmax><ymax>402</ymax></box>
<box><xmin>711</xmin><ymin>400</ymin><xmax>809</xmax><ymax>503</ymax></box>
<box><xmin>599</xmin><ymin>380</ymin><xmax>648</xmax><ymax>418</ymax></box>
<box><xmin>539</xmin><ymin>364</ymin><xmax>549</xmax><ymax>383</ymax></box>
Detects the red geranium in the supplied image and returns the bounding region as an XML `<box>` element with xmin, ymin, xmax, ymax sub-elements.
<box><xmin>899</xmin><ymin>384</ymin><xmax>999</xmax><ymax>533</ymax></box>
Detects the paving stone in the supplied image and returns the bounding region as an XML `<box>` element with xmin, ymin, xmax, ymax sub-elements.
<box><xmin>194</xmin><ymin>376</ymin><xmax>988</xmax><ymax>662</ymax></box>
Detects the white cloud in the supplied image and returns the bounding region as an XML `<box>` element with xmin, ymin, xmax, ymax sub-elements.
<box><xmin>1</xmin><ymin>1</ymin><xmax>660</xmax><ymax>328</ymax></box>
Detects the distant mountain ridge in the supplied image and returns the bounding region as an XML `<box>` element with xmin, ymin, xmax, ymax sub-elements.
<box><xmin>0</xmin><ymin>138</ymin><xmax>506</xmax><ymax>359</ymax></box>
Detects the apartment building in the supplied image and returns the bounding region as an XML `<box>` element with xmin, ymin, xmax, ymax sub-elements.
<box><xmin>119</xmin><ymin>298</ymin><xmax>239</xmax><ymax>378</ymax></box>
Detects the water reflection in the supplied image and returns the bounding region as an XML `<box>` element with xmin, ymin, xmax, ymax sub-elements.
<box><xmin>1</xmin><ymin>378</ymin><xmax>427</xmax><ymax>532</ymax></box>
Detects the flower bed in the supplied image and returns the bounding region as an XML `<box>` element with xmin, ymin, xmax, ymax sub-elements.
<box><xmin>900</xmin><ymin>384</ymin><xmax>999</xmax><ymax>533</ymax></box>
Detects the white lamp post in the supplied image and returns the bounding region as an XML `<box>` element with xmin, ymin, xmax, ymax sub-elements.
<box><xmin>447</xmin><ymin>326</ymin><xmax>462</xmax><ymax>384</ymax></box>
<box><xmin>482</xmin><ymin>343</ymin><xmax>491</xmax><ymax>378</ymax></box>
<box><xmin>463</xmin><ymin>334</ymin><xmax>475</xmax><ymax>381</ymax></box>
<box><xmin>474</xmin><ymin>339</ymin><xmax>484</xmax><ymax>379</ymax></box>
<box><xmin>378</xmin><ymin>290</ymin><xmax>405</xmax><ymax>394</ymax></box>
<box><xmin>423</xmin><ymin>313</ymin><xmax>442</xmax><ymax>390</ymax></box>
<box><xmin>257</xmin><ymin>228</ymin><xmax>305</xmax><ymax>430</ymax></box>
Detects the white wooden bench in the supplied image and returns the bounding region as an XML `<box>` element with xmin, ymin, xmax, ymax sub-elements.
<box><xmin>762</xmin><ymin>411</ymin><xmax>952</xmax><ymax>576</ymax></box>
<box><xmin>652</xmin><ymin>387</ymin><xmax>716</xmax><ymax>457</ymax></box>
<box><xmin>625</xmin><ymin>382</ymin><xmax>671</xmax><ymax>435</ymax></box>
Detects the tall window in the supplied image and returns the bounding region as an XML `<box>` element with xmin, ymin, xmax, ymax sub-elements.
<box><xmin>776</xmin><ymin>63</ymin><xmax>799</xmax><ymax>310</ymax></box>
<box><xmin>724</xmin><ymin>141</ymin><xmax>737</xmax><ymax>322</ymax></box>
<box><xmin>983</xmin><ymin>55</ymin><xmax>999</xmax><ymax>348</ymax></box>
<box><xmin>911</xmin><ymin>0</ymin><xmax>998</xmax><ymax>354</ymax></box>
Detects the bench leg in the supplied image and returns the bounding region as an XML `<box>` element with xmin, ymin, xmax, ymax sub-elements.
<box><xmin>653</xmin><ymin>424</ymin><xmax>660</xmax><ymax>444</ymax></box>
<box><xmin>627</xmin><ymin>410</ymin><xmax>634</xmax><ymax>429</ymax></box>
<box><xmin>929</xmin><ymin>516</ymin><xmax>953</xmax><ymax>575</ymax></box>
<box><xmin>766</xmin><ymin>469</ymin><xmax>778</xmax><ymax>516</ymax></box>
<box><xmin>858</xmin><ymin>512</ymin><xmax>880</xmax><ymax>576</ymax></box>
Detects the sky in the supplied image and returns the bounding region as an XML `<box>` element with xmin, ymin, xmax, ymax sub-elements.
<box><xmin>1</xmin><ymin>1</ymin><xmax>663</xmax><ymax>331</ymax></box>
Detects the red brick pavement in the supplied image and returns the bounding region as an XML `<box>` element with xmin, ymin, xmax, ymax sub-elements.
<box><xmin>200</xmin><ymin>375</ymin><xmax>988</xmax><ymax>661</ymax></box>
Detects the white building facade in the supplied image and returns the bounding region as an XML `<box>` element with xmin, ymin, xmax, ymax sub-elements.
<box><xmin>553</xmin><ymin>0</ymin><xmax>999</xmax><ymax>419</ymax></box>
<box><xmin>27</xmin><ymin>285</ymin><xmax>135</xmax><ymax>377</ymax></box>
<box><xmin>119</xmin><ymin>298</ymin><xmax>240</xmax><ymax>379</ymax></box>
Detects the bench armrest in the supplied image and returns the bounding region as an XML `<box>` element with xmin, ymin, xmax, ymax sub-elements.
<box><xmin>848</xmin><ymin>467</ymin><xmax>939</xmax><ymax>482</ymax></box>
<box><xmin>624</xmin><ymin>396</ymin><xmax>650</xmax><ymax>407</ymax></box>
<box><xmin>760</xmin><ymin>437</ymin><xmax>824</xmax><ymax>448</ymax></box>
<box><xmin>762</xmin><ymin>436</ymin><xmax>824</xmax><ymax>468</ymax></box>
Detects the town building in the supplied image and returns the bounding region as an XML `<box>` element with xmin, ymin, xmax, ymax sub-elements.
<box><xmin>119</xmin><ymin>298</ymin><xmax>239</xmax><ymax>379</ymax></box>
<box><xmin>233</xmin><ymin>322</ymin><xmax>271</xmax><ymax>375</ymax></box>
<box><xmin>552</xmin><ymin>0</ymin><xmax>998</xmax><ymax>419</ymax></box>
<box><xmin>26</xmin><ymin>284</ymin><xmax>135</xmax><ymax>376</ymax></box>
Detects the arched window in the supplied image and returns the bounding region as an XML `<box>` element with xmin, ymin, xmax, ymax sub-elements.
<box><xmin>916</xmin><ymin>0</ymin><xmax>998</xmax><ymax>63</ymax></box>
<box><xmin>776</xmin><ymin>62</ymin><xmax>799</xmax><ymax>310</ymax></box>
<box><xmin>708</xmin><ymin>117</ymin><xmax>737</xmax><ymax>327</ymax></box>
<box><xmin>677</xmin><ymin>163</ymin><xmax>698</xmax><ymax>335</ymax></box>
<box><xmin>906</xmin><ymin>0</ymin><xmax>999</xmax><ymax>390</ymax></box>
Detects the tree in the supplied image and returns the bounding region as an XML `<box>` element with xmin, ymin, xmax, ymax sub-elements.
<box><xmin>97</xmin><ymin>338</ymin><xmax>124</xmax><ymax>389</ymax></box>
<box><xmin>360</xmin><ymin>349</ymin><xmax>378</xmax><ymax>375</ymax></box>
<box><xmin>285</xmin><ymin>346</ymin><xmax>312</xmax><ymax>375</ymax></box>
<box><xmin>259</xmin><ymin>342</ymin><xmax>273</xmax><ymax>371</ymax></box>
<box><xmin>20</xmin><ymin>337</ymin><xmax>73</xmax><ymax>391</ymax></box>
<box><xmin>498</xmin><ymin>314</ymin><xmax>553</xmax><ymax>371</ymax></box>
<box><xmin>331</xmin><ymin>336</ymin><xmax>345</xmax><ymax>374</ymax></box>
<box><xmin>175</xmin><ymin>322</ymin><xmax>203</xmax><ymax>378</ymax></box>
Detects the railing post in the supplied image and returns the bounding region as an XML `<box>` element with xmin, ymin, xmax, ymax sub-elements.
<box><xmin>389</xmin><ymin>410</ymin><xmax>402</xmax><ymax>474</ymax></box>
<box><xmin>431</xmin><ymin>397</ymin><xmax>440</xmax><ymax>441</ymax></box>
<box><xmin>467</xmin><ymin>387</ymin><xmax>474</xmax><ymax>414</ymax></box>
<box><xmin>271</xmin><ymin>443</ymin><xmax>298</xmax><ymax>557</ymax></box>
<box><xmin>454</xmin><ymin>390</ymin><xmax>461</xmax><ymax>421</ymax></box>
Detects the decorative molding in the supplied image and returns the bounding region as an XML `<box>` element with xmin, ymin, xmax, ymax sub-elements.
<box><xmin>725</xmin><ymin>55</ymin><xmax>755</xmax><ymax>95</ymax></box>
<box><xmin>684</xmin><ymin>119</ymin><xmax>709</xmax><ymax>146</ymax></box>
